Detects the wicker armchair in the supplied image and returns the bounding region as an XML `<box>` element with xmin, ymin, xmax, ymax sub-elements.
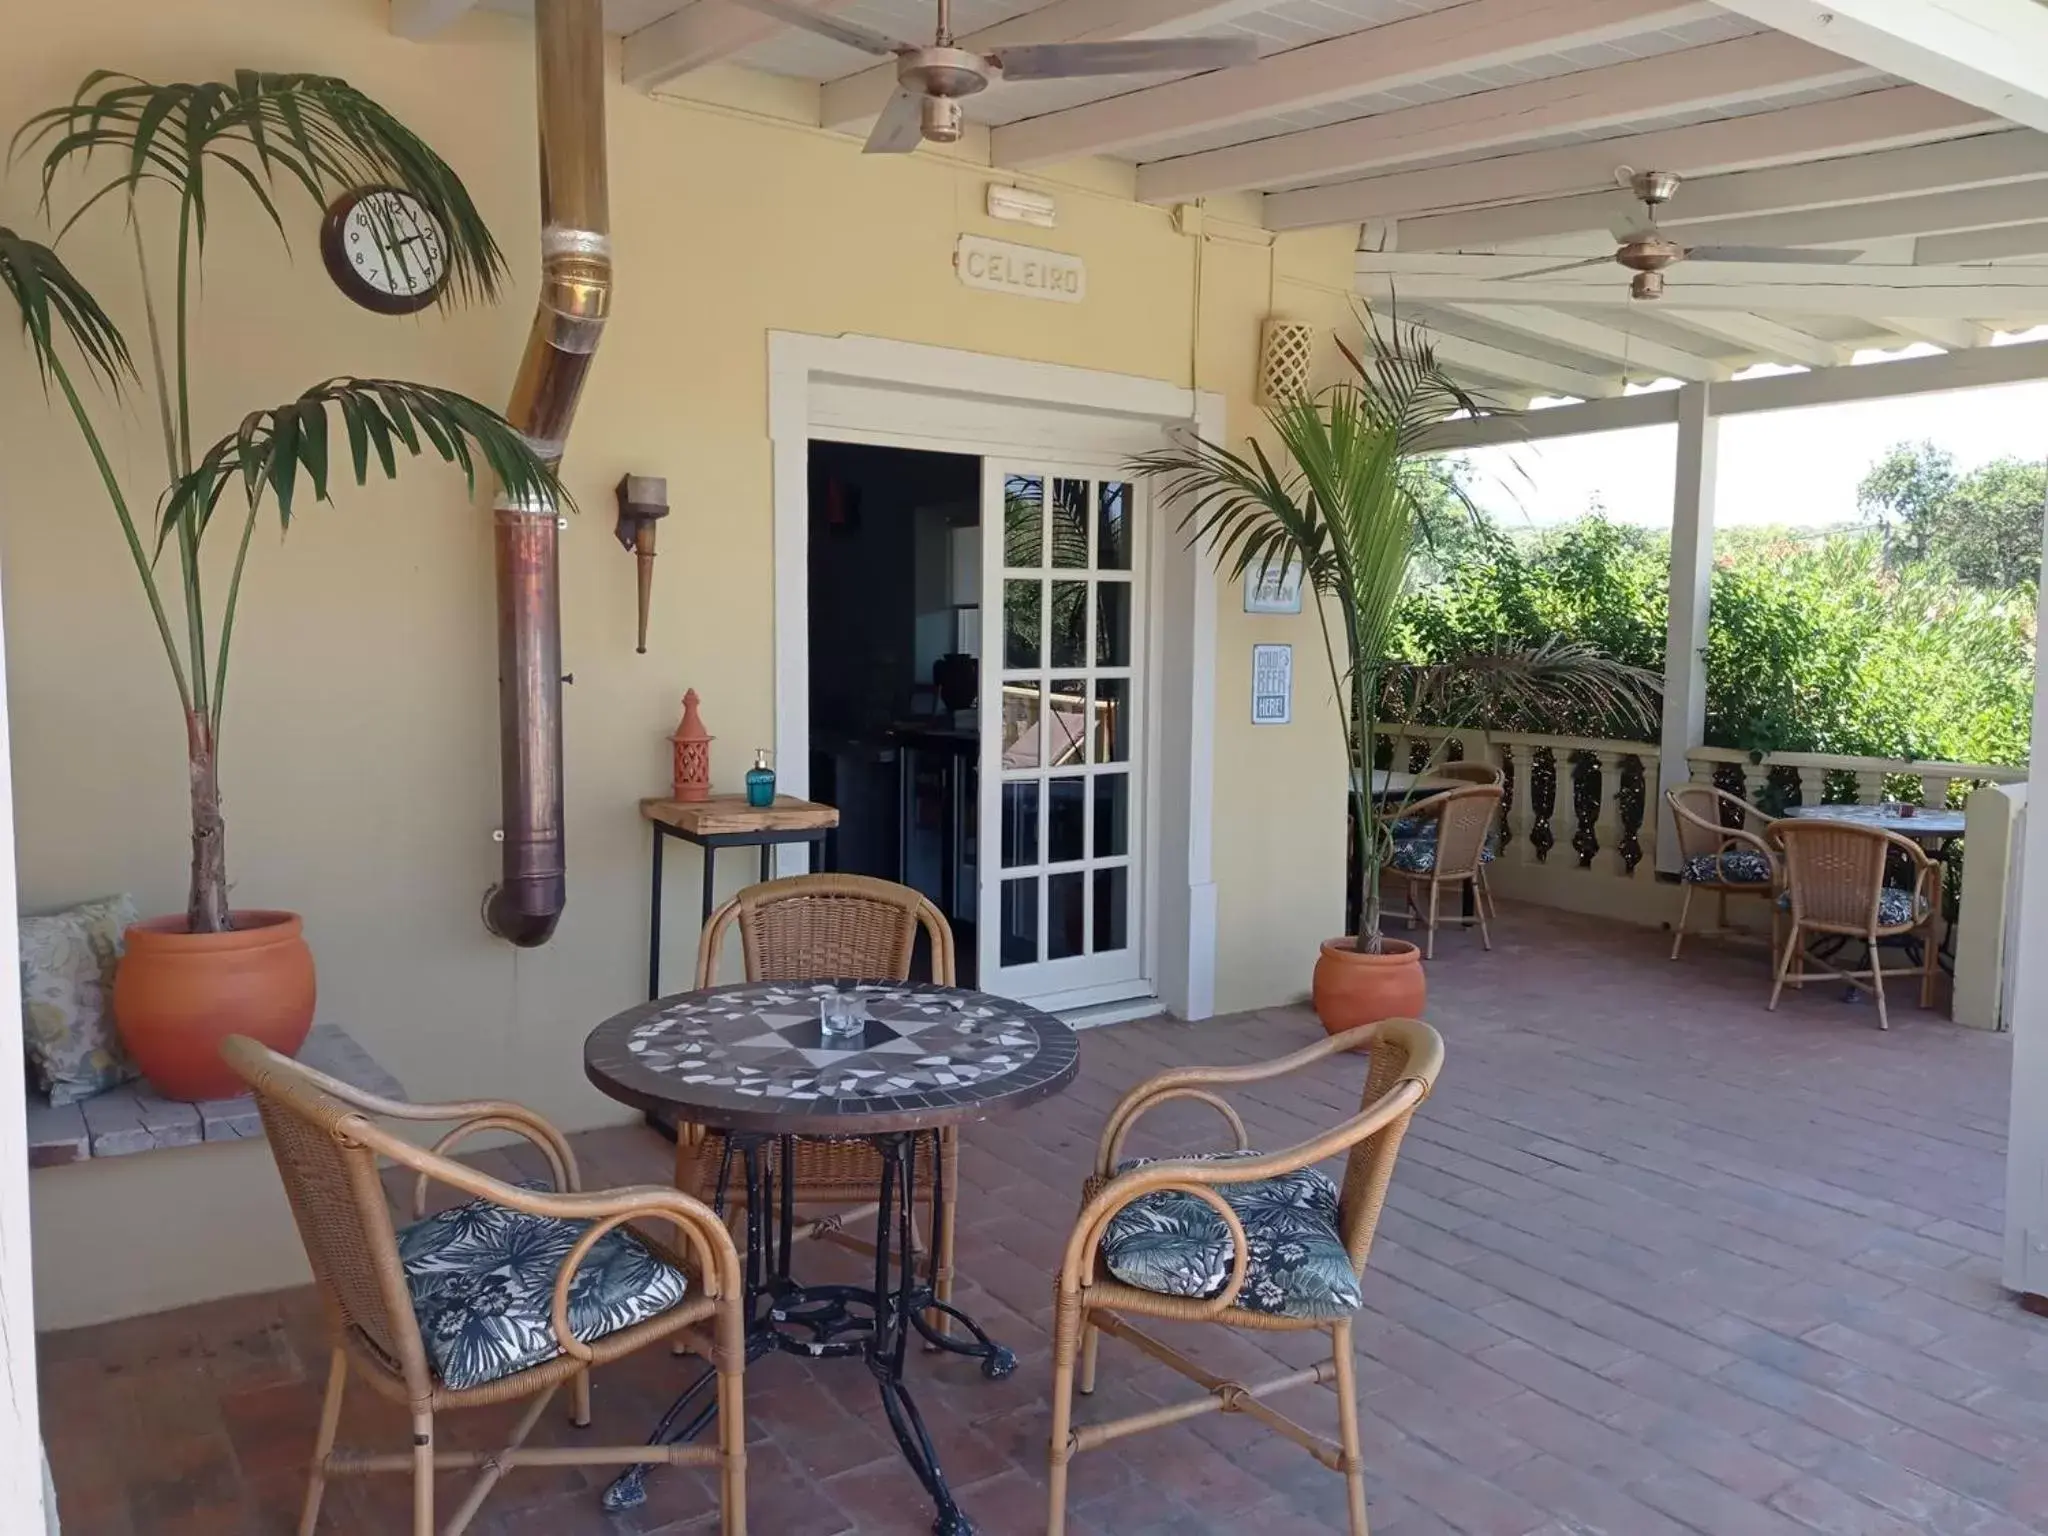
<box><xmin>680</xmin><ymin>873</ymin><xmax>960</xmax><ymax>1327</ymax></box>
<box><xmin>1432</xmin><ymin>759</ymin><xmax>1504</xmax><ymax>787</ymax></box>
<box><xmin>1666</xmin><ymin>784</ymin><xmax>1782</xmax><ymax>960</ymax></box>
<box><xmin>220</xmin><ymin>1036</ymin><xmax>747</xmax><ymax>1536</ymax></box>
<box><xmin>1768</xmin><ymin>819</ymin><xmax>1939</xmax><ymax>1030</ymax></box>
<box><xmin>1047</xmin><ymin>1019</ymin><xmax>1443</xmax><ymax>1536</ymax></box>
<box><xmin>1383</xmin><ymin>784</ymin><xmax>1502</xmax><ymax>957</ymax></box>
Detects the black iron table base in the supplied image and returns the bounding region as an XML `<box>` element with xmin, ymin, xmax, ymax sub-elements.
<box><xmin>602</xmin><ymin>1131</ymin><xmax>1013</xmax><ymax>1535</ymax></box>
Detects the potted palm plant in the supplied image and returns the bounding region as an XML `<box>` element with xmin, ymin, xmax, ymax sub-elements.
<box><xmin>2</xmin><ymin>73</ymin><xmax>563</xmax><ymax>1099</ymax></box>
<box><xmin>1133</xmin><ymin>318</ymin><xmax>1656</xmax><ymax>1030</ymax></box>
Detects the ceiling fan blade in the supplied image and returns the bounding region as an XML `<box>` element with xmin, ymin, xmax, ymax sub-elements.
<box><xmin>1510</xmin><ymin>255</ymin><xmax>1615</xmax><ymax>280</ymax></box>
<box><xmin>864</xmin><ymin>87</ymin><xmax>926</xmax><ymax>154</ymax></box>
<box><xmin>722</xmin><ymin>0</ymin><xmax>912</xmax><ymax>57</ymax></box>
<box><xmin>1610</xmin><ymin>215</ymin><xmax>1656</xmax><ymax>243</ymax></box>
<box><xmin>1683</xmin><ymin>245</ymin><xmax>1865</xmax><ymax>265</ymax></box>
<box><xmin>991</xmin><ymin>36</ymin><xmax>1258</xmax><ymax>81</ymax></box>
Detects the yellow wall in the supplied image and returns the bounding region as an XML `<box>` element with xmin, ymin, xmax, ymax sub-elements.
<box><xmin>3</xmin><ymin>0</ymin><xmax>1358</xmax><ymax>1326</ymax></box>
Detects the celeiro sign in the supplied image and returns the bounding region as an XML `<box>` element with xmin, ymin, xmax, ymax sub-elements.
<box><xmin>955</xmin><ymin>234</ymin><xmax>1086</xmax><ymax>304</ymax></box>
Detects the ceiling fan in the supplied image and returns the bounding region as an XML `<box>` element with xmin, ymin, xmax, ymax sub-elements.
<box><xmin>724</xmin><ymin>0</ymin><xmax>1259</xmax><ymax>153</ymax></box>
<box><xmin>1516</xmin><ymin>169</ymin><xmax>1866</xmax><ymax>299</ymax></box>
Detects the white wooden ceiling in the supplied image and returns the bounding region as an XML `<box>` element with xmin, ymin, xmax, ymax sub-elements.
<box><xmin>409</xmin><ymin>0</ymin><xmax>2048</xmax><ymax>402</ymax></box>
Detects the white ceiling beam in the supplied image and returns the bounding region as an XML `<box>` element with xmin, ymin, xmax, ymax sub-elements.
<box><xmin>625</xmin><ymin>0</ymin><xmax>864</xmax><ymax>92</ymax></box>
<box><xmin>1712</xmin><ymin>0</ymin><xmax>2048</xmax><ymax>133</ymax></box>
<box><xmin>1878</xmin><ymin>316</ymin><xmax>1997</xmax><ymax>347</ymax></box>
<box><xmin>1267</xmin><ymin>86</ymin><xmax>1997</xmax><ymax>230</ymax></box>
<box><xmin>1358</xmin><ymin>270</ymin><xmax>2048</xmax><ymax>319</ymax></box>
<box><xmin>988</xmin><ymin>0</ymin><xmax>1718</xmax><ymax>168</ymax></box>
<box><xmin>1655</xmin><ymin>310</ymin><xmax>1850</xmax><ymax>366</ymax></box>
<box><xmin>1917</xmin><ymin>221</ymin><xmax>2048</xmax><ymax>262</ymax></box>
<box><xmin>1398</xmin><ymin>129</ymin><xmax>2047</xmax><ymax>250</ymax></box>
<box><xmin>1442</xmin><ymin>304</ymin><xmax>1731</xmax><ymax>381</ymax></box>
<box><xmin>1422</xmin><ymin>390</ymin><xmax>1684</xmax><ymax>449</ymax></box>
<box><xmin>1417</xmin><ymin>331</ymin><xmax>1622</xmax><ymax>399</ymax></box>
<box><xmin>389</xmin><ymin>0</ymin><xmax>478</xmax><ymax>39</ymax></box>
<box><xmin>1138</xmin><ymin>35</ymin><xmax>1868</xmax><ymax>202</ymax></box>
<box><xmin>1358</xmin><ymin>248</ymin><xmax>2048</xmax><ymax>284</ymax></box>
<box><xmin>1675</xmin><ymin>177</ymin><xmax>2048</xmax><ymax>248</ymax></box>
<box><xmin>818</xmin><ymin>0</ymin><xmax>1270</xmax><ymax>129</ymax></box>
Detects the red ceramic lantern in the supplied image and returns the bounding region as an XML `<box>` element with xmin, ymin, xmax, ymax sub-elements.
<box><xmin>671</xmin><ymin>689</ymin><xmax>712</xmax><ymax>802</ymax></box>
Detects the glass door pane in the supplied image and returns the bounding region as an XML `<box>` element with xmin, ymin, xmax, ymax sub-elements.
<box><xmin>979</xmin><ymin>461</ymin><xmax>1143</xmax><ymax>1003</ymax></box>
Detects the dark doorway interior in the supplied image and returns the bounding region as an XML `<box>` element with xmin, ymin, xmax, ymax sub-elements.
<box><xmin>807</xmin><ymin>441</ymin><xmax>982</xmax><ymax>984</ymax></box>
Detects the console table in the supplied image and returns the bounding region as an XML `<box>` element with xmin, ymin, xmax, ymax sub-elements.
<box><xmin>640</xmin><ymin>795</ymin><xmax>840</xmax><ymax>1001</ymax></box>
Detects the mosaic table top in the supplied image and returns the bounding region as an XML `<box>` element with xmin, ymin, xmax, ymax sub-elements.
<box><xmin>584</xmin><ymin>980</ymin><xmax>1079</xmax><ymax>1136</ymax></box>
<box><xmin>1783</xmin><ymin>803</ymin><xmax>1966</xmax><ymax>839</ymax></box>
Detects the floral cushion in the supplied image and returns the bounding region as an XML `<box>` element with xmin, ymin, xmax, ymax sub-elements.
<box><xmin>1100</xmin><ymin>1151</ymin><xmax>1361</xmax><ymax>1320</ymax></box>
<box><xmin>398</xmin><ymin>1185</ymin><xmax>688</xmax><ymax>1390</ymax></box>
<box><xmin>1777</xmin><ymin>888</ymin><xmax>1929</xmax><ymax>927</ymax></box>
<box><xmin>1389</xmin><ymin>837</ymin><xmax>1496</xmax><ymax>874</ymax></box>
<box><xmin>19</xmin><ymin>894</ymin><xmax>138</xmax><ymax>1106</ymax></box>
<box><xmin>1681</xmin><ymin>850</ymin><xmax>1773</xmax><ymax>885</ymax></box>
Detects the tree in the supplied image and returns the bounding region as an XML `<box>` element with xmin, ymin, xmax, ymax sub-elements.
<box><xmin>1934</xmin><ymin>457</ymin><xmax>2046</xmax><ymax>590</ymax></box>
<box><xmin>1858</xmin><ymin>441</ymin><xmax>1956</xmax><ymax>568</ymax></box>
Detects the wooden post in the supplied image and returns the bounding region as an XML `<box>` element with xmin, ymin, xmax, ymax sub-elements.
<box><xmin>2004</xmin><ymin>488</ymin><xmax>2048</xmax><ymax>1306</ymax></box>
<box><xmin>1657</xmin><ymin>383</ymin><xmax>1718</xmax><ymax>873</ymax></box>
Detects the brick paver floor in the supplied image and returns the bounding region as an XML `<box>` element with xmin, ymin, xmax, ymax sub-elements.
<box><xmin>40</xmin><ymin>903</ymin><xmax>2048</xmax><ymax>1534</ymax></box>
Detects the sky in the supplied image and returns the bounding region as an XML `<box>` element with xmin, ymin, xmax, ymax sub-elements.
<box><xmin>1459</xmin><ymin>334</ymin><xmax>2048</xmax><ymax>534</ymax></box>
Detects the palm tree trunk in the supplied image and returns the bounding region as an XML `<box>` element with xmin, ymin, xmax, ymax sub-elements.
<box><xmin>186</xmin><ymin>710</ymin><xmax>229</xmax><ymax>933</ymax></box>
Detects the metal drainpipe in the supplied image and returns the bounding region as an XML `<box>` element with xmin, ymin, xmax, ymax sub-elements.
<box><xmin>484</xmin><ymin>0</ymin><xmax>611</xmax><ymax>947</ymax></box>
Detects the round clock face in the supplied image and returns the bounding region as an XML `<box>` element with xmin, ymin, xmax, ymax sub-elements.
<box><xmin>320</xmin><ymin>187</ymin><xmax>450</xmax><ymax>315</ymax></box>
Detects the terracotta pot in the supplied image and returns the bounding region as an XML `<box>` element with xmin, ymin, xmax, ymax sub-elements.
<box><xmin>1310</xmin><ymin>936</ymin><xmax>1427</xmax><ymax>1036</ymax></box>
<box><xmin>113</xmin><ymin>910</ymin><xmax>316</xmax><ymax>1101</ymax></box>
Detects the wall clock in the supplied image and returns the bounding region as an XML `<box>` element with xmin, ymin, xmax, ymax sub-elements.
<box><xmin>319</xmin><ymin>187</ymin><xmax>449</xmax><ymax>315</ymax></box>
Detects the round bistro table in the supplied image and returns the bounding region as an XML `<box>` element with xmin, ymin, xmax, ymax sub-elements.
<box><xmin>584</xmin><ymin>978</ymin><xmax>1080</xmax><ymax>1536</ymax></box>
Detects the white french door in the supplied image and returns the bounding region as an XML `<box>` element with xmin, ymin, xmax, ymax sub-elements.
<box><xmin>977</xmin><ymin>460</ymin><xmax>1147</xmax><ymax>1005</ymax></box>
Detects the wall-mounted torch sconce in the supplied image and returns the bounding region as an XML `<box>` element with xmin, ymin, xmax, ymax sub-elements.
<box><xmin>614</xmin><ymin>475</ymin><xmax>670</xmax><ymax>655</ymax></box>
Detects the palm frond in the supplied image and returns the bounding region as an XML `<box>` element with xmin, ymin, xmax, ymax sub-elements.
<box><xmin>159</xmin><ymin>377</ymin><xmax>567</xmax><ymax>547</ymax></box>
<box><xmin>0</xmin><ymin>224</ymin><xmax>132</xmax><ymax>386</ymax></box>
<box><xmin>14</xmin><ymin>71</ymin><xmax>504</xmax><ymax>305</ymax></box>
<box><xmin>1380</xmin><ymin>637</ymin><xmax>1663</xmax><ymax>739</ymax></box>
<box><xmin>1336</xmin><ymin>300</ymin><xmax>1500</xmax><ymax>453</ymax></box>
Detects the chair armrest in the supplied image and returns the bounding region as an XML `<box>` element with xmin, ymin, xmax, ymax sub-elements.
<box><xmin>1092</xmin><ymin>1024</ymin><xmax>1389</xmax><ymax>1178</ymax></box>
<box><xmin>546</xmin><ymin>1187</ymin><xmax>747</xmax><ymax>1363</ymax></box>
<box><xmin>1065</xmin><ymin>1072</ymin><xmax>1431</xmax><ymax>1314</ymax></box>
<box><xmin>276</xmin><ymin>1049</ymin><xmax>584</xmax><ymax>1211</ymax></box>
<box><xmin>1060</xmin><ymin>1163</ymin><xmax>1253</xmax><ymax>1320</ymax></box>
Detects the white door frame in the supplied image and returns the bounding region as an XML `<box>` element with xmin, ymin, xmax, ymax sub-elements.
<box><xmin>767</xmin><ymin>332</ymin><xmax>1224</xmax><ymax>1020</ymax></box>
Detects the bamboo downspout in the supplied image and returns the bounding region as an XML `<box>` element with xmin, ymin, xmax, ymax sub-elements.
<box><xmin>485</xmin><ymin>0</ymin><xmax>611</xmax><ymax>947</ymax></box>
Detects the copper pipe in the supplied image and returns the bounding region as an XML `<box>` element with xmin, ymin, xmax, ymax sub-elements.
<box><xmin>485</xmin><ymin>0</ymin><xmax>612</xmax><ymax>947</ymax></box>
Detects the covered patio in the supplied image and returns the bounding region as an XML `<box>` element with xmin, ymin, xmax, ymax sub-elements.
<box><xmin>39</xmin><ymin>905</ymin><xmax>2037</xmax><ymax>1535</ymax></box>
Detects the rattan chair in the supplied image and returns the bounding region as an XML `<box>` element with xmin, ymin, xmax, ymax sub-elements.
<box><xmin>1047</xmin><ymin>1018</ymin><xmax>1445</xmax><ymax>1536</ymax></box>
<box><xmin>1383</xmin><ymin>784</ymin><xmax>1502</xmax><ymax>957</ymax></box>
<box><xmin>679</xmin><ymin>873</ymin><xmax>960</xmax><ymax>1327</ymax></box>
<box><xmin>1432</xmin><ymin>759</ymin><xmax>1504</xmax><ymax>787</ymax></box>
<box><xmin>1768</xmin><ymin>819</ymin><xmax>1939</xmax><ymax>1030</ymax></box>
<box><xmin>1666</xmin><ymin>784</ymin><xmax>1782</xmax><ymax>960</ymax></box>
<box><xmin>220</xmin><ymin>1036</ymin><xmax>747</xmax><ymax>1536</ymax></box>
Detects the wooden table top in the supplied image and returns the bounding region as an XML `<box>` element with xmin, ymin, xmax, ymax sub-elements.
<box><xmin>640</xmin><ymin>794</ymin><xmax>840</xmax><ymax>837</ymax></box>
<box><xmin>583</xmin><ymin>980</ymin><xmax>1079</xmax><ymax>1136</ymax></box>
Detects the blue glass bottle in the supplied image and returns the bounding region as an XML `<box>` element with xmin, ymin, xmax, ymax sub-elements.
<box><xmin>746</xmin><ymin>748</ymin><xmax>776</xmax><ymax>809</ymax></box>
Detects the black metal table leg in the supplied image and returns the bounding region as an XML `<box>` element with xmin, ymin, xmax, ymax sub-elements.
<box><xmin>601</xmin><ymin>1127</ymin><xmax>1014</xmax><ymax>1528</ymax></box>
<box><xmin>700</xmin><ymin>842</ymin><xmax>718</xmax><ymax>928</ymax></box>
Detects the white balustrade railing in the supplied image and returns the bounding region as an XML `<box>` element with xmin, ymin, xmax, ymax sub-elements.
<box><xmin>1371</xmin><ymin>725</ymin><xmax>2028</xmax><ymax>940</ymax></box>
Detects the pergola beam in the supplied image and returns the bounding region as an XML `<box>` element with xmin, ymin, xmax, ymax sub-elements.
<box><xmin>1397</xmin><ymin>129</ymin><xmax>2048</xmax><ymax>251</ymax></box>
<box><xmin>625</xmin><ymin>0</ymin><xmax>864</xmax><ymax>93</ymax></box>
<box><xmin>1656</xmin><ymin>310</ymin><xmax>1850</xmax><ymax>367</ymax></box>
<box><xmin>1878</xmin><ymin>316</ymin><xmax>1997</xmax><ymax>348</ymax></box>
<box><xmin>389</xmin><ymin>0</ymin><xmax>479</xmax><ymax>39</ymax></box>
<box><xmin>819</xmin><ymin>0</ymin><xmax>1271</xmax><ymax>129</ymax></box>
<box><xmin>1420</xmin><ymin>331</ymin><xmax>1621</xmax><ymax>400</ymax></box>
<box><xmin>1267</xmin><ymin>86</ymin><xmax>1997</xmax><ymax>230</ymax></box>
<box><xmin>1441</xmin><ymin>305</ymin><xmax>1730</xmax><ymax>382</ymax></box>
<box><xmin>1138</xmin><ymin>35</ymin><xmax>1869</xmax><ymax>203</ymax></box>
<box><xmin>1917</xmin><ymin>221</ymin><xmax>2048</xmax><ymax>264</ymax></box>
<box><xmin>1673</xmin><ymin>178</ymin><xmax>2048</xmax><ymax>250</ymax></box>
<box><xmin>990</xmin><ymin>0</ymin><xmax>1718</xmax><ymax>168</ymax></box>
<box><xmin>1713</xmin><ymin>0</ymin><xmax>2048</xmax><ymax>134</ymax></box>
